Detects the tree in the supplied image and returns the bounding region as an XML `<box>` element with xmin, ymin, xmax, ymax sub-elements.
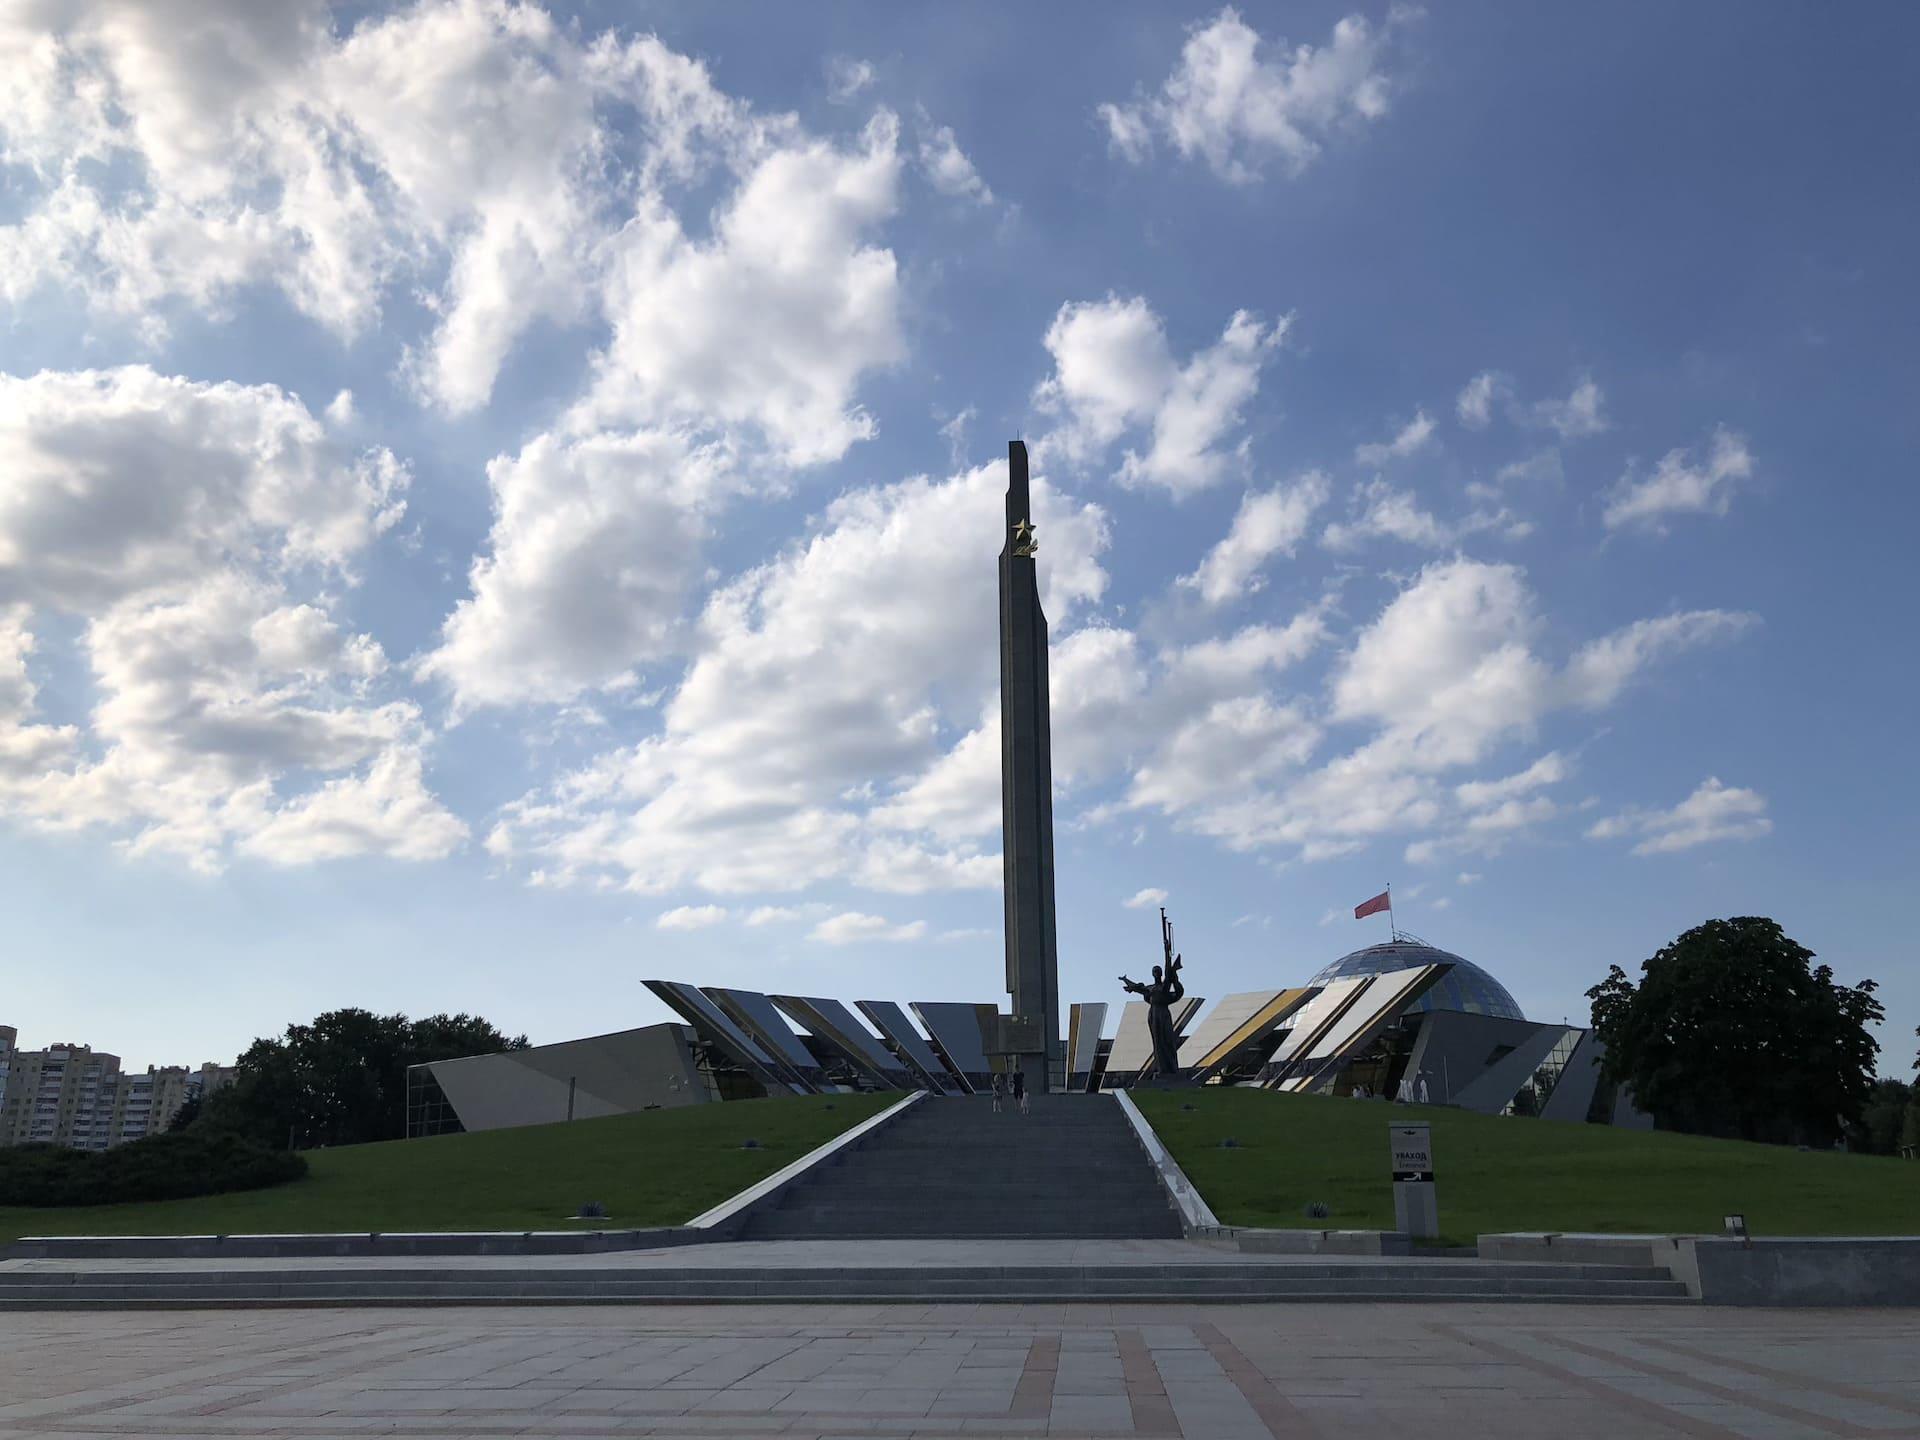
<box><xmin>1586</xmin><ymin>917</ymin><xmax>1882</xmax><ymax>1147</ymax></box>
<box><xmin>165</xmin><ymin>1094</ymin><xmax>202</xmax><ymax>1133</ymax></box>
<box><xmin>195</xmin><ymin>1009</ymin><xmax>528</xmax><ymax>1149</ymax></box>
<box><xmin>1849</xmin><ymin>1078</ymin><xmax>1913</xmax><ymax>1155</ymax></box>
<box><xmin>1907</xmin><ymin>1024</ymin><xmax>1920</xmax><ymax>1155</ymax></box>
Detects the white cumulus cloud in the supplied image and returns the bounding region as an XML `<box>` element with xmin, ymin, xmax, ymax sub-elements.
<box><xmin>1604</xmin><ymin>426</ymin><xmax>1753</xmax><ymax>532</ymax></box>
<box><xmin>810</xmin><ymin>911</ymin><xmax>927</xmax><ymax>944</ymax></box>
<box><xmin>486</xmin><ymin>459</ymin><xmax>1107</xmax><ymax>896</ymax></box>
<box><xmin>657</xmin><ymin>903</ymin><xmax>728</xmax><ymax>930</ymax></box>
<box><xmin>919</xmin><ymin>124</ymin><xmax>993</xmax><ymax>204</ymax></box>
<box><xmin>1588</xmin><ymin>777</ymin><xmax>1772</xmax><ymax>855</ymax></box>
<box><xmin>0</xmin><ymin>367</ymin><xmax>460</xmax><ymax>871</ymax></box>
<box><xmin>1355</xmin><ymin>409</ymin><xmax>1435</xmax><ymax>466</ymax></box>
<box><xmin>1182</xmin><ymin>471</ymin><xmax>1330</xmax><ymax>604</ymax></box>
<box><xmin>1456</xmin><ymin>371</ymin><xmax>1511</xmax><ymax>429</ymax></box>
<box><xmin>1099</xmin><ymin>7</ymin><xmax>1411</xmax><ymax>184</ymax></box>
<box><xmin>1525</xmin><ymin>375</ymin><xmax>1609</xmax><ymax>439</ymax></box>
<box><xmin>1036</xmin><ymin>295</ymin><xmax>1286</xmax><ymax>494</ymax></box>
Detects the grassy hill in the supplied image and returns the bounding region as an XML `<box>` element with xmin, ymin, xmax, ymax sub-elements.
<box><xmin>0</xmin><ymin>1093</ymin><xmax>891</xmax><ymax>1246</ymax></box>
<box><xmin>1133</xmin><ymin>1087</ymin><xmax>1919</xmax><ymax>1245</ymax></box>
<box><xmin>9</xmin><ymin>1087</ymin><xmax>1908</xmax><ymax>1250</ymax></box>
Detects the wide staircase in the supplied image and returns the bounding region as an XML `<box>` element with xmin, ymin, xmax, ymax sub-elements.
<box><xmin>736</xmin><ymin>1093</ymin><xmax>1184</xmax><ymax>1240</ymax></box>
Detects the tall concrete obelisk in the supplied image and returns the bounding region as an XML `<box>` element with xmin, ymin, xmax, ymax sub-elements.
<box><xmin>999</xmin><ymin>440</ymin><xmax>1063</xmax><ymax>1093</ymax></box>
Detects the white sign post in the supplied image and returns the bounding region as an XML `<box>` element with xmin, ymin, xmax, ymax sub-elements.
<box><xmin>1389</xmin><ymin>1123</ymin><xmax>1439</xmax><ymax>1239</ymax></box>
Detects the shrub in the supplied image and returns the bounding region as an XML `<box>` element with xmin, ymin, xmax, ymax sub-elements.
<box><xmin>0</xmin><ymin>1131</ymin><xmax>307</xmax><ymax>1207</ymax></box>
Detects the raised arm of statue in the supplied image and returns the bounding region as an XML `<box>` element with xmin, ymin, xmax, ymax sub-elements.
<box><xmin>1118</xmin><ymin>975</ymin><xmax>1147</xmax><ymax>996</ymax></box>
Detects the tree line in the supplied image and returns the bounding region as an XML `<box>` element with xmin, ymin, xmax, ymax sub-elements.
<box><xmin>175</xmin><ymin>1008</ymin><xmax>527</xmax><ymax>1150</ymax></box>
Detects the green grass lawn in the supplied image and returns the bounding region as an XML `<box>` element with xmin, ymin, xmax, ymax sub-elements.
<box><xmin>1133</xmin><ymin>1087</ymin><xmax>1920</xmax><ymax>1246</ymax></box>
<box><xmin>0</xmin><ymin>1093</ymin><xmax>892</xmax><ymax>1246</ymax></box>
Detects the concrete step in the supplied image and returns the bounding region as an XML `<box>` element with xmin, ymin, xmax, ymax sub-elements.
<box><xmin>0</xmin><ymin>1265</ymin><xmax>1693</xmax><ymax>1307</ymax></box>
<box><xmin>741</xmin><ymin>1221</ymin><xmax>1183</xmax><ymax>1240</ymax></box>
<box><xmin>783</xmin><ymin>1175</ymin><xmax>1167</xmax><ymax>1198</ymax></box>
<box><xmin>0</xmin><ymin>1261</ymin><xmax>1681</xmax><ymax>1287</ymax></box>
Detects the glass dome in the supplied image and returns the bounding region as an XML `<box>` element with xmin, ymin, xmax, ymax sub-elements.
<box><xmin>1306</xmin><ymin>941</ymin><xmax>1524</xmax><ymax>1021</ymax></box>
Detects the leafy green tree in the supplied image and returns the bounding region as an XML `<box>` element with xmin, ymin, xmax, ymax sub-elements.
<box><xmin>1907</xmin><ymin>1025</ymin><xmax>1920</xmax><ymax>1155</ymax></box>
<box><xmin>1586</xmin><ymin>917</ymin><xmax>1882</xmax><ymax>1147</ymax></box>
<box><xmin>196</xmin><ymin>1009</ymin><xmax>528</xmax><ymax>1149</ymax></box>
<box><xmin>1850</xmin><ymin>1078</ymin><xmax>1913</xmax><ymax>1155</ymax></box>
<box><xmin>165</xmin><ymin>1094</ymin><xmax>202</xmax><ymax>1133</ymax></box>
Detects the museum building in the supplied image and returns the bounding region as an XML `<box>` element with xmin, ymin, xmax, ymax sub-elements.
<box><xmin>404</xmin><ymin>940</ymin><xmax>1647</xmax><ymax>1138</ymax></box>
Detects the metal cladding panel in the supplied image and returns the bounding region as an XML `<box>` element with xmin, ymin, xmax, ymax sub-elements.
<box><xmin>857</xmin><ymin>1000</ymin><xmax>961</xmax><ymax>1094</ymax></box>
<box><xmin>643</xmin><ymin>980</ymin><xmax>804</xmax><ymax>1094</ymax></box>
<box><xmin>1538</xmin><ymin>1030</ymin><xmax>1603</xmax><ymax>1123</ymax></box>
<box><xmin>1182</xmin><ymin>988</ymin><xmax>1318</xmax><ymax>1079</ymax></box>
<box><xmin>427</xmin><ymin>1024</ymin><xmax>706</xmax><ymax>1133</ymax></box>
<box><xmin>911</xmin><ymin>1001</ymin><xmax>997</xmax><ymax>1086</ymax></box>
<box><xmin>1101</xmin><ymin>997</ymin><xmax>1202</xmax><ymax>1086</ymax></box>
<box><xmin>1104</xmin><ymin>1001</ymin><xmax>1153</xmax><ymax>1078</ymax></box>
<box><xmin>706</xmin><ymin>988</ymin><xmax>823</xmax><ymax>1080</ymax></box>
<box><xmin>1304</xmin><ymin>966</ymin><xmax>1443</xmax><ymax>1062</ymax></box>
<box><xmin>1066</xmin><ymin>1002</ymin><xmax>1108</xmax><ymax>1088</ymax></box>
<box><xmin>1180</xmin><ymin>991</ymin><xmax>1281</xmax><ymax>1065</ymax></box>
<box><xmin>1452</xmin><ymin>1022</ymin><xmax>1572</xmax><ymax>1112</ymax></box>
<box><xmin>1265</xmin><ymin>977</ymin><xmax>1374</xmax><ymax>1068</ymax></box>
<box><xmin>1309</xmin><ymin>942</ymin><xmax>1523</xmax><ymax>1021</ymax></box>
<box><xmin>1402</xmin><ymin>1010</ymin><xmax>1544</xmax><ymax>1105</ymax></box>
<box><xmin>771</xmin><ymin>996</ymin><xmax>904</xmax><ymax>1087</ymax></box>
<box><xmin>1280</xmin><ymin>965</ymin><xmax>1447</xmax><ymax>1093</ymax></box>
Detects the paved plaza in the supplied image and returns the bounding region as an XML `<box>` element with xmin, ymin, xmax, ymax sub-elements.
<box><xmin>4</xmin><ymin>1301</ymin><xmax>1919</xmax><ymax>1440</ymax></box>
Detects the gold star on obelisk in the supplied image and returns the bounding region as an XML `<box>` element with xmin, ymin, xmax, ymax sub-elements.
<box><xmin>1011</xmin><ymin>519</ymin><xmax>1038</xmax><ymax>557</ymax></box>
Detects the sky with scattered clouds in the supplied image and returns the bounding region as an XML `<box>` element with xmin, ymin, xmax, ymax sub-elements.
<box><xmin>4</xmin><ymin>1</ymin><xmax>1915</xmax><ymax>1074</ymax></box>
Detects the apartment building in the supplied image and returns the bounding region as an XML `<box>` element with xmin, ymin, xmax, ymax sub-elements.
<box><xmin>0</xmin><ymin>1026</ymin><xmax>236</xmax><ymax>1149</ymax></box>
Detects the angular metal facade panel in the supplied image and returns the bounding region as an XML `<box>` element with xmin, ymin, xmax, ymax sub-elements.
<box><xmin>422</xmin><ymin>1023</ymin><xmax>706</xmax><ymax>1135</ymax></box>
<box><xmin>1180</xmin><ymin>990</ymin><xmax>1282</xmax><ymax>1067</ymax></box>
<box><xmin>1537</xmin><ymin>1030</ymin><xmax>1604</xmax><ymax>1123</ymax></box>
<box><xmin>772</xmin><ymin>995</ymin><xmax>907</xmax><ymax>1089</ymax></box>
<box><xmin>1181</xmin><ymin>988</ymin><xmax>1318</xmax><ymax>1081</ymax></box>
<box><xmin>911</xmin><ymin>1001</ymin><xmax>997</xmax><ymax>1088</ymax></box>
<box><xmin>1264</xmin><ymin>976</ymin><xmax>1373</xmax><ymax>1071</ymax></box>
<box><xmin>1402</xmin><ymin>1010</ymin><xmax>1548</xmax><ymax>1106</ymax></box>
<box><xmin>1066</xmin><ymin>1002</ymin><xmax>1108</xmax><ymax>1091</ymax></box>
<box><xmin>1279</xmin><ymin>966</ymin><xmax>1446</xmax><ymax>1093</ymax></box>
<box><xmin>857</xmin><ymin>1000</ymin><xmax>962</xmax><ymax>1093</ymax></box>
<box><xmin>1451</xmin><ymin>1022</ymin><xmax>1573</xmax><ymax>1113</ymax></box>
<box><xmin>706</xmin><ymin>987</ymin><xmax>827</xmax><ymax>1088</ymax></box>
<box><xmin>1308</xmin><ymin>942</ymin><xmax>1523</xmax><ymax>1020</ymax></box>
<box><xmin>1304</xmin><ymin>968</ymin><xmax>1440</xmax><ymax>1062</ymax></box>
<box><xmin>1104</xmin><ymin>1001</ymin><xmax>1152</xmax><ymax>1079</ymax></box>
<box><xmin>643</xmin><ymin>980</ymin><xmax>807</xmax><ymax>1095</ymax></box>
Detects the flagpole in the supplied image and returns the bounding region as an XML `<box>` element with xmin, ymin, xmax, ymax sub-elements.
<box><xmin>1388</xmin><ymin>882</ymin><xmax>1395</xmax><ymax>941</ymax></box>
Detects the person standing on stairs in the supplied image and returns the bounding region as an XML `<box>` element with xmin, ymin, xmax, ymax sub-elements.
<box><xmin>1012</xmin><ymin>1067</ymin><xmax>1029</xmax><ymax>1115</ymax></box>
<box><xmin>990</xmin><ymin>1069</ymin><xmax>1005</xmax><ymax>1113</ymax></box>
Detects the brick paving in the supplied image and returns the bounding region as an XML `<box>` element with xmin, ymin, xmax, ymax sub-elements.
<box><xmin>3</xmin><ymin>1302</ymin><xmax>1918</xmax><ymax>1438</ymax></box>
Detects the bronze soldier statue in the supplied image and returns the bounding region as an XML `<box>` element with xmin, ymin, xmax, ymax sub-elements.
<box><xmin>1119</xmin><ymin>906</ymin><xmax>1186</xmax><ymax>1079</ymax></box>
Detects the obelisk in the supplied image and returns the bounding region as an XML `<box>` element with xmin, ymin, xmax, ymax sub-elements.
<box><xmin>999</xmin><ymin>440</ymin><xmax>1063</xmax><ymax>1093</ymax></box>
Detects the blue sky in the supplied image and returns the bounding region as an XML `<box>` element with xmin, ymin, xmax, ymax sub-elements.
<box><xmin>2</xmin><ymin>1</ymin><xmax>1914</xmax><ymax>1075</ymax></box>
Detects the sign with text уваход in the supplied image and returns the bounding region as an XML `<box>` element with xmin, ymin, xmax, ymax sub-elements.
<box><xmin>1390</xmin><ymin>1123</ymin><xmax>1434</xmax><ymax>1183</ymax></box>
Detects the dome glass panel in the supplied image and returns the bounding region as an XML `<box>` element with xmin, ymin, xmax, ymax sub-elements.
<box><xmin>1306</xmin><ymin>942</ymin><xmax>1524</xmax><ymax>1021</ymax></box>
